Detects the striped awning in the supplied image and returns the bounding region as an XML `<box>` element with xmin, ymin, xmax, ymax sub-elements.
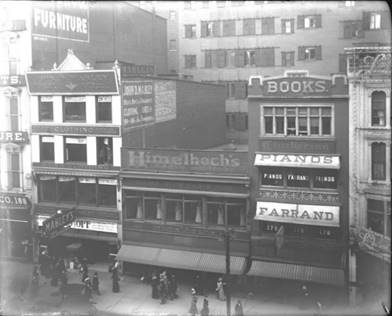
<box><xmin>117</xmin><ymin>244</ymin><xmax>246</xmax><ymax>274</ymax></box>
<box><xmin>247</xmin><ymin>260</ymin><xmax>344</xmax><ymax>286</ymax></box>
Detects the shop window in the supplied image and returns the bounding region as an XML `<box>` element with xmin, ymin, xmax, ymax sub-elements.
<box><xmin>243</xmin><ymin>19</ymin><xmax>255</xmax><ymax>35</ymax></box>
<box><xmin>96</xmin><ymin>96</ymin><xmax>112</xmax><ymax>123</ymax></box>
<box><xmin>287</xmin><ymin>170</ymin><xmax>310</xmax><ymax>188</ymax></box>
<box><xmin>312</xmin><ymin>226</ymin><xmax>338</xmax><ymax>240</ymax></box>
<box><xmin>78</xmin><ymin>177</ymin><xmax>96</xmax><ymax>205</ymax></box>
<box><xmin>184</xmin><ymin>196</ymin><xmax>202</xmax><ymax>224</ymax></box>
<box><xmin>125</xmin><ymin>193</ymin><xmax>143</xmax><ymax>219</ymax></box>
<box><xmin>98</xmin><ymin>179</ymin><xmax>117</xmax><ymax>207</ymax></box>
<box><xmin>143</xmin><ymin>192</ymin><xmax>161</xmax><ymax>220</ymax></box>
<box><xmin>244</xmin><ymin>50</ymin><xmax>256</xmax><ymax>66</ymax></box>
<box><xmin>185</xmin><ymin>24</ymin><xmax>196</xmax><ymax>38</ymax></box>
<box><xmin>207</xmin><ymin>199</ymin><xmax>225</xmax><ymax>225</ymax></box>
<box><xmin>298</xmin><ymin>15</ymin><xmax>322</xmax><ymax>29</ymax></box>
<box><xmin>371</xmin><ymin>142</ymin><xmax>386</xmax><ymax>180</ymax></box>
<box><xmin>223</xmin><ymin>20</ymin><xmax>236</xmax><ymax>36</ymax></box>
<box><xmin>261</xmin><ymin>221</ymin><xmax>280</xmax><ymax>233</ymax></box>
<box><xmin>63</xmin><ymin>96</ymin><xmax>86</xmax><ymax>122</ymax></box>
<box><xmin>262</xmin><ymin>106</ymin><xmax>333</xmax><ymax>136</ymax></box>
<box><xmin>40</xmin><ymin>136</ymin><xmax>54</xmax><ymax>162</ymax></box>
<box><xmin>166</xmin><ymin>194</ymin><xmax>183</xmax><ymax>222</ymax></box>
<box><xmin>261</xmin><ymin>17</ymin><xmax>275</xmax><ymax>35</ymax></box>
<box><xmin>38</xmin><ymin>175</ymin><xmax>56</xmax><ymax>202</ymax></box>
<box><xmin>7</xmin><ymin>152</ymin><xmax>20</xmax><ymax>189</ymax></box>
<box><xmin>281</xmin><ymin>19</ymin><xmax>294</xmax><ymax>34</ymax></box>
<box><xmin>9</xmin><ymin>96</ymin><xmax>19</xmax><ymax>131</ymax></box>
<box><xmin>367</xmin><ymin>199</ymin><xmax>390</xmax><ymax>237</ymax></box>
<box><xmin>58</xmin><ymin>176</ymin><xmax>76</xmax><ymax>202</ymax></box>
<box><xmin>97</xmin><ymin>137</ymin><xmax>113</xmax><ymax>165</ymax></box>
<box><xmin>39</xmin><ymin>96</ymin><xmax>53</xmax><ymax>121</ymax></box>
<box><xmin>281</xmin><ymin>51</ymin><xmax>295</xmax><ymax>67</ymax></box>
<box><xmin>65</xmin><ymin>137</ymin><xmax>87</xmax><ymax>163</ymax></box>
<box><xmin>261</xmin><ymin>167</ymin><xmax>284</xmax><ymax>186</ymax></box>
<box><xmin>227</xmin><ymin>200</ymin><xmax>246</xmax><ymax>226</ymax></box>
<box><xmin>285</xmin><ymin>223</ymin><xmax>306</xmax><ymax>237</ymax></box>
<box><xmin>185</xmin><ymin>55</ymin><xmax>196</xmax><ymax>68</ymax></box>
<box><xmin>371</xmin><ymin>91</ymin><xmax>386</xmax><ymax>126</ymax></box>
<box><xmin>298</xmin><ymin>46</ymin><xmax>322</xmax><ymax>61</ymax></box>
<box><xmin>314</xmin><ymin>170</ymin><xmax>337</xmax><ymax>189</ymax></box>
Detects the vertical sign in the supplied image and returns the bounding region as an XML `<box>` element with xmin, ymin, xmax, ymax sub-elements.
<box><xmin>122</xmin><ymin>80</ymin><xmax>154</xmax><ymax>131</ymax></box>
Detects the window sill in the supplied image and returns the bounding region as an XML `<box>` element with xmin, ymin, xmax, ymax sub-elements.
<box><xmin>63</xmin><ymin>120</ymin><xmax>87</xmax><ymax>123</ymax></box>
<box><xmin>64</xmin><ymin>161</ymin><xmax>88</xmax><ymax>165</ymax></box>
<box><xmin>96</xmin><ymin>120</ymin><xmax>113</xmax><ymax>124</ymax></box>
<box><xmin>260</xmin><ymin>135</ymin><xmax>335</xmax><ymax>140</ymax></box>
<box><xmin>123</xmin><ymin>219</ymin><xmax>246</xmax><ymax>229</ymax></box>
<box><xmin>38</xmin><ymin>120</ymin><xmax>54</xmax><ymax>123</ymax></box>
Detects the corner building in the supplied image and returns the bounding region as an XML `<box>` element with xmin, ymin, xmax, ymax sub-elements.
<box><xmin>247</xmin><ymin>70</ymin><xmax>349</xmax><ymax>304</ymax></box>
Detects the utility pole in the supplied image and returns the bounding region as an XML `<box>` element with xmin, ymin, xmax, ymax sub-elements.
<box><xmin>225</xmin><ymin>229</ymin><xmax>231</xmax><ymax>316</ymax></box>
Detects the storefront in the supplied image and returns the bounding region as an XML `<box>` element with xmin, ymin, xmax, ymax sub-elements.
<box><xmin>118</xmin><ymin>147</ymin><xmax>250</xmax><ymax>286</ymax></box>
<box><xmin>247</xmin><ymin>71</ymin><xmax>349</xmax><ymax>299</ymax></box>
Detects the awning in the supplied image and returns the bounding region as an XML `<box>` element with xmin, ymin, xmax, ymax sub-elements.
<box><xmin>117</xmin><ymin>244</ymin><xmax>246</xmax><ymax>275</ymax></box>
<box><xmin>247</xmin><ymin>260</ymin><xmax>344</xmax><ymax>286</ymax></box>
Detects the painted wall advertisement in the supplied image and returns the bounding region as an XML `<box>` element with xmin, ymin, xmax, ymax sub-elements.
<box><xmin>122</xmin><ymin>81</ymin><xmax>155</xmax><ymax>131</ymax></box>
<box><xmin>155</xmin><ymin>80</ymin><xmax>176</xmax><ymax>123</ymax></box>
<box><xmin>32</xmin><ymin>2</ymin><xmax>89</xmax><ymax>42</ymax></box>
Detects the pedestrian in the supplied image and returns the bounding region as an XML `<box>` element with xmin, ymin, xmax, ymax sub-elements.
<box><xmin>80</xmin><ymin>261</ymin><xmax>88</xmax><ymax>282</ymax></box>
<box><xmin>193</xmin><ymin>273</ymin><xmax>202</xmax><ymax>295</ymax></box>
<box><xmin>159</xmin><ymin>272</ymin><xmax>168</xmax><ymax>304</ymax></box>
<box><xmin>300</xmin><ymin>284</ymin><xmax>310</xmax><ymax>309</ymax></box>
<box><xmin>112</xmin><ymin>268</ymin><xmax>120</xmax><ymax>293</ymax></box>
<box><xmin>216</xmin><ymin>277</ymin><xmax>226</xmax><ymax>301</ymax></box>
<box><xmin>151</xmin><ymin>272</ymin><xmax>159</xmax><ymax>299</ymax></box>
<box><xmin>200</xmin><ymin>297</ymin><xmax>209</xmax><ymax>316</ymax></box>
<box><xmin>189</xmin><ymin>288</ymin><xmax>198</xmax><ymax>316</ymax></box>
<box><xmin>59</xmin><ymin>277</ymin><xmax>67</xmax><ymax>304</ymax></box>
<box><xmin>30</xmin><ymin>266</ymin><xmax>40</xmax><ymax>298</ymax></box>
<box><xmin>234</xmin><ymin>300</ymin><xmax>244</xmax><ymax>316</ymax></box>
<box><xmin>169</xmin><ymin>274</ymin><xmax>178</xmax><ymax>300</ymax></box>
<box><xmin>92</xmin><ymin>272</ymin><xmax>101</xmax><ymax>295</ymax></box>
<box><xmin>83</xmin><ymin>275</ymin><xmax>92</xmax><ymax>301</ymax></box>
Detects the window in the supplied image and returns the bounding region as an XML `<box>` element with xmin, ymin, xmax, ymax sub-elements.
<box><xmin>40</xmin><ymin>136</ymin><xmax>54</xmax><ymax>162</ymax></box>
<box><xmin>9</xmin><ymin>59</ymin><xmax>18</xmax><ymax>75</ymax></box>
<box><xmin>371</xmin><ymin>142</ymin><xmax>386</xmax><ymax>180</ymax></box>
<box><xmin>169</xmin><ymin>39</ymin><xmax>177</xmax><ymax>50</ymax></box>
<box><xmin>370</xmin><ymin>13</ymin><xmax>381</xmax><ymax>29</ymax></box>
<box><xmin>207</xmin><ymin>199</ymin><xmax>225</xmax><ymax>225</ymax></box>
<box><xmin>96</xmin><ymin>96</ymin><xmax>112</xmax><ymax>122</ymax></box>
<box><xmin>367</xmin><ymin>199</ymin><xmax>391</xmax><ymax>237</ymax></box>
<box><xmin>185</xmin><ymin>24</ymin><xmax>196</xmax><ymax>38</ymax></box>
<box><xmin>217</xmin><ymin>50</ymin><xmax>227</xmax><ymax>68</ymax></box>
<box><xmin>345</xmin><ymin>1</ymin><xmax>355</xmax><ymax>7</ymax></box>
<box><xmin>261</xmin><ymin>168</ymin><xmax>284</xmax><ymax>186</ymax></box>
<box><xmin>298</xmin><ymin>46</ymin><xmax>322</xmax><ymax>61</ymax></box>
<box><xmin>261</xmin><ymin>17</ymin><xmax>275</xmax><ymax>35</ymax></box>
<box><xmin>97</xmin><ymin>137</ymin><xmax>113</xmax><ymax>165</ymax></box>
<box><xmin>258</xmin><ymin>47</ymin><xmax>275</xmax><ymax>67</ymax></box>
<box><xmin>287</xmin><ymin>170</ymin><xmax>310</xmax><ymax>188</ymax></box>
<box><xmin>125</xmin><ymin>193</ymin><xmax>143</xmax><ymax>219</ymax></box>
<box><xmin>281</xmin><ymin>51</ymin><xmax>295</xmax><ymax>67</ymax></box>
<box><xmin>201</xmin><ymin>21</ymin><xmax>220</xmax><ymax>37</ymax></box>
<box><xmin>184</xmin><ymin>195</ymin><xmax>202</xmax><ymax>224</ymax></box>
<box><xmin>223</xmin><ymin>20</ymin><xmax>236</xmax><ymax>36</ymax></box>
<box><xmin>39</xmin><ymin>96</ymin><xmax>54</xmax><ymax>121</ymax></box>
<box><xmin>63</xmin><ymin>96</ymin><xmax>86</xmax><ymax>122</ymax></box>
<box><xmin>169</xmin><ymin>10</ymin><xmax>176</xmax><ymax>20</ymax></box>
<box><xmin>65</xmin><ymin>137</ymin><xmax>87</xmax><ymax>163</ymax></box>
<box><xmin>166</xmin><ymin>194</ymin><xmax>183</xmax><ymax>222</ymax></box>
<box><xmin>343</xmin><ymin>21</ymin><xmax>363</xmax><ymax>39</ymax></box>
<box><xmin>185</xmin><ymin>55</ymin><xmax>196</xmax><ymax>68</ymax></box>
<box><xmin>78</xmin><ymin>177</ymin><xmax>96</xmax><ymax>205</ymax></box>
<box><xmin>7</xmin><ymin>152</ymin><xmax>20</xmax><ymax>189</ymax></box>
<box><xmin>244</xmin><ymin>50</ymin><xmax>256</xmax><ymax>66</ymax></box>
<box><xmin>363</xmin><ymin>11</ymin><xmax>389</xmax><ymax>30</ymax></box>
<box><xmin>205</xmin><ymin>51</ymin><xmax>214</xmax><ymax>68</ymax></box>
<box><xmin>298</xmin><ymin>15</ymin><xmax>322</xmax><ymax>29</ymax></box>
<box><xmin>243</xmin><ymin>19</ymin><xmax>255</xmax><ymax>35</ymax></box>
<box><xmin>58</xmin><ymin>176</ymin><xmax>76</xmax><ymax>202</ymax></box>
<box><xmin>281</xmin><ymin>19</ymin><xmax>294</xmax><ymax>34</ymax></box>
<box><xmin>263</xmin><ymin>106</ymin><xmax>332</xmax><ymax>136</ymax></box>
<box><xmin>184</xmin><ymin>1</ymin><xmax>191</xmax><ymax>9</ymax></box>
<box><xmin>98</xmin><ymin>179</ymin><xmax>117</xmax><ymax>207</ymax></box>
<box><xmin>227</xmin><ymin>81</ymin><xmax>247</xmax><ymax>99</ymax></box>
<box><xmin>9</xmin><ymin>96</ymin><xmax>19</xmax><ymax>131</ymax></box>
<box><xmin>314</xmin><ymin>170</ymin><xmax>337</xmax><ymax>189</ymax></box>
<box><xmin>38</xmin><ymin>176</ymin><xmax>57</xmax><ymax>202</ymax></box>
<box><xmin>371</xmin><ymin>91</ymin><xmax>386</xmax><ymax>126</ymax></box>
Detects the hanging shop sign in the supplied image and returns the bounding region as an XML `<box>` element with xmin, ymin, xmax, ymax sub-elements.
<box><xmin>254</xmin><ymin>153</ymin><xmax>340</xmax><ymax>169</ymax></box>
<box><xmin>0</xmin><ymin>131</ymin><xmax>29</xmax><ymax>144</ymax></box>
<box><xmin>0</xmin><ymin>75</ymin><xmax>26</xmax><ymax>87</ymax></box>
<box><xmin>255</xmin><ymin>201</ymin><xmax>340</xmax><ymax>227</ymax></box>
<box><xmin>123</xmin><ymin>148</ymin><xmax>248</xmax><ymax>175</ymax></box>
<box><xmin>41</xmin><ymin>208</ymin><xmax>77</xmax><ymax>238</ymax></box>
<box><xmin>26</xmin><ymin>70</ymin><xmax>119</xmax><ymax>95</ymax></box>
<box><xmin>352</xmin><ymin>227</ymin><xmax>391</xmax><ymax>258</ymax></box>
<box><xmin>32</xmin><ymin>2</ymin><xmax>89</xmax><ymax>42</ymax></box>
<box><xmin>31</xmin><ymin>125</ymin><xmax>120</xmax><ymax>136</ymax></box>
<box><xmin>122</xmin><ymin>80</ymin><xmax>154</xmax><ymax>130</ymax></box>
<box><xmin>0</xmin><ymin>193</ymin><xmax>30</xmax><ymax>210</ymax></box>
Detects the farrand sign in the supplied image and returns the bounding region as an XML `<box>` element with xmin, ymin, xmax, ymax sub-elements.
<box><xmin>123</xmin><ymin>148</ymin><xmax>248</xmax><ymax>175</ymax></box>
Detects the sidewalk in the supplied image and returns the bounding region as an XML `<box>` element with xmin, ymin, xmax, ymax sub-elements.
<box><xmin>1</xmin><ymin>260</ymin><xmax>389</xmax><ymax>316</ymax></box>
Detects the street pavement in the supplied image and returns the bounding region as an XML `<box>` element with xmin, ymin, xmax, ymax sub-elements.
<box><xmin>0</xmin><ymin>259</ymin><xmax>389</xmax><ymax>316</ymax></box>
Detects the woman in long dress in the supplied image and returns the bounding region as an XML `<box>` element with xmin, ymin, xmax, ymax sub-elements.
<box><xmin>216</xmin><ymin>277</ymin><xmax>226</xmax><ymax>301</ymax></box>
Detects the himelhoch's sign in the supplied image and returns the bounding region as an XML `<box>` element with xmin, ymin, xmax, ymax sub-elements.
<box><xmin>254</xmin><ymin>153</ymin><xmax>340</xmax><ymax>169</ymax></box>
<box><xmin>123</xmin><ymin>148</ymin><xmax>248</xmax><ymax>175</ymax></box>
<box><xmin>255</xmin><ymin>201</ymin><xmax>340</xmax><ymax>227</ymax></box>
<box><xmin>41</xmin><ymin>209</ymin><xmax>77</xmax><ymax>238</ymax></box>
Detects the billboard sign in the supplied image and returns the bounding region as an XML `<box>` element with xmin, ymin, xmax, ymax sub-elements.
<box><xmin>155</xmin><ymin>80</ymin><xmax>176</xmax><ymax>123</ymax></box>
<box><xmin>32</xmin><ymin>2</ymin><xmax>89</xmax><ymax>42</ymax></box>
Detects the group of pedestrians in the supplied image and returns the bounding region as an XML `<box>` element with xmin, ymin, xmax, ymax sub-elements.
<box><xmin>151</xmin><ymin>270</ymin><xmax>178</xmax><ymax>304</ymax></box>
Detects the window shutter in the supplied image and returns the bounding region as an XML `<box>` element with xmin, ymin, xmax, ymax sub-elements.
<box><xmin>281</xmin><ymin>52</ymin><xmax>286</xmax><ymax>67</ymax></box>
<box><xmin>211</xmin><ymin>51</ymin><xmax>218</xmax><ymax>67</ymax></box>
<box><xmin>290</xmin><ymin>19</ymin><xmax>295</xmax><ymax>33</ymax></box>
<box><xmin>255</xmin><ymin>48</ymin><xmax>263</xmax><ymax>66</ymax></box>
<box><xmin>362</xmin><ymin>12</ymin><xmax>370</xmax><ymax>30</ymax></box>
<box><xmin>290</xmin><ymin>51</ymin><xmax>295</xmax><ymax>66</ymax></box>
<box><xmin>281</xmin><ymin>20</ymin><xmax>285</xmax><ymax>34</ymax></box>
<box><xmin>213</xmin><ymin>21</ymin><xmax>220</xmax><ymax>36</ymax></box>
<box><xmin>205</xmin><ymin>51</ymin><xmax>212</xmax><ymax>68</ymax></box>
<box><xmin>298</xmin><ymin>46</ymin><xmax>305</xmax><ymax>60</ymax></box>
<box><xmin>315</xmin><ymin>46</ymin><xmax>322</xmax><ymax>60</ymax></box>
<box><xmin>235</xmin><ymin>50</ymin><xmax>245</xmax><ymax>67</ymax></box>
<box><xmin>381</xmin><ymin>11</ymin><xmax>390</xmax><ymax>29</ymax></box>
<box><xmin>297</xmin><ymin>15</ymin><xmax>304</xmax><ymax>29</ymax></box>
<box><xmin>316</xmin><ymin>14</ymin><xmax>322</xmax><ymax>28</ymax></box>
<box><xmin>201</xmin><ymin>21</ymin><xmax>207</xmax><ymax>37</ymax></box>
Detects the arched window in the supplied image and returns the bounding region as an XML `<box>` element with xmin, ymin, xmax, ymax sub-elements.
<box><xmin>371</xmin><ymin>91</ymin><xmax>386</xmax><ymax>126</ymax></box>
<box><xmin>371</xmin><ymin>142</ymin><xmax>386</xmax><ymax>180</ymax></box>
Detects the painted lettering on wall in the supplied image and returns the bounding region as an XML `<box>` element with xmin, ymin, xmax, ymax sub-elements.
<box><xmin>0</xmin><ymin>131</ymin><xmax>29</xmax><ymax>144</ymax></box>
<box><xmin>0</xmin><ymin>193</ymin><xmax>30</xmax><ymax>210</ymax></box>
